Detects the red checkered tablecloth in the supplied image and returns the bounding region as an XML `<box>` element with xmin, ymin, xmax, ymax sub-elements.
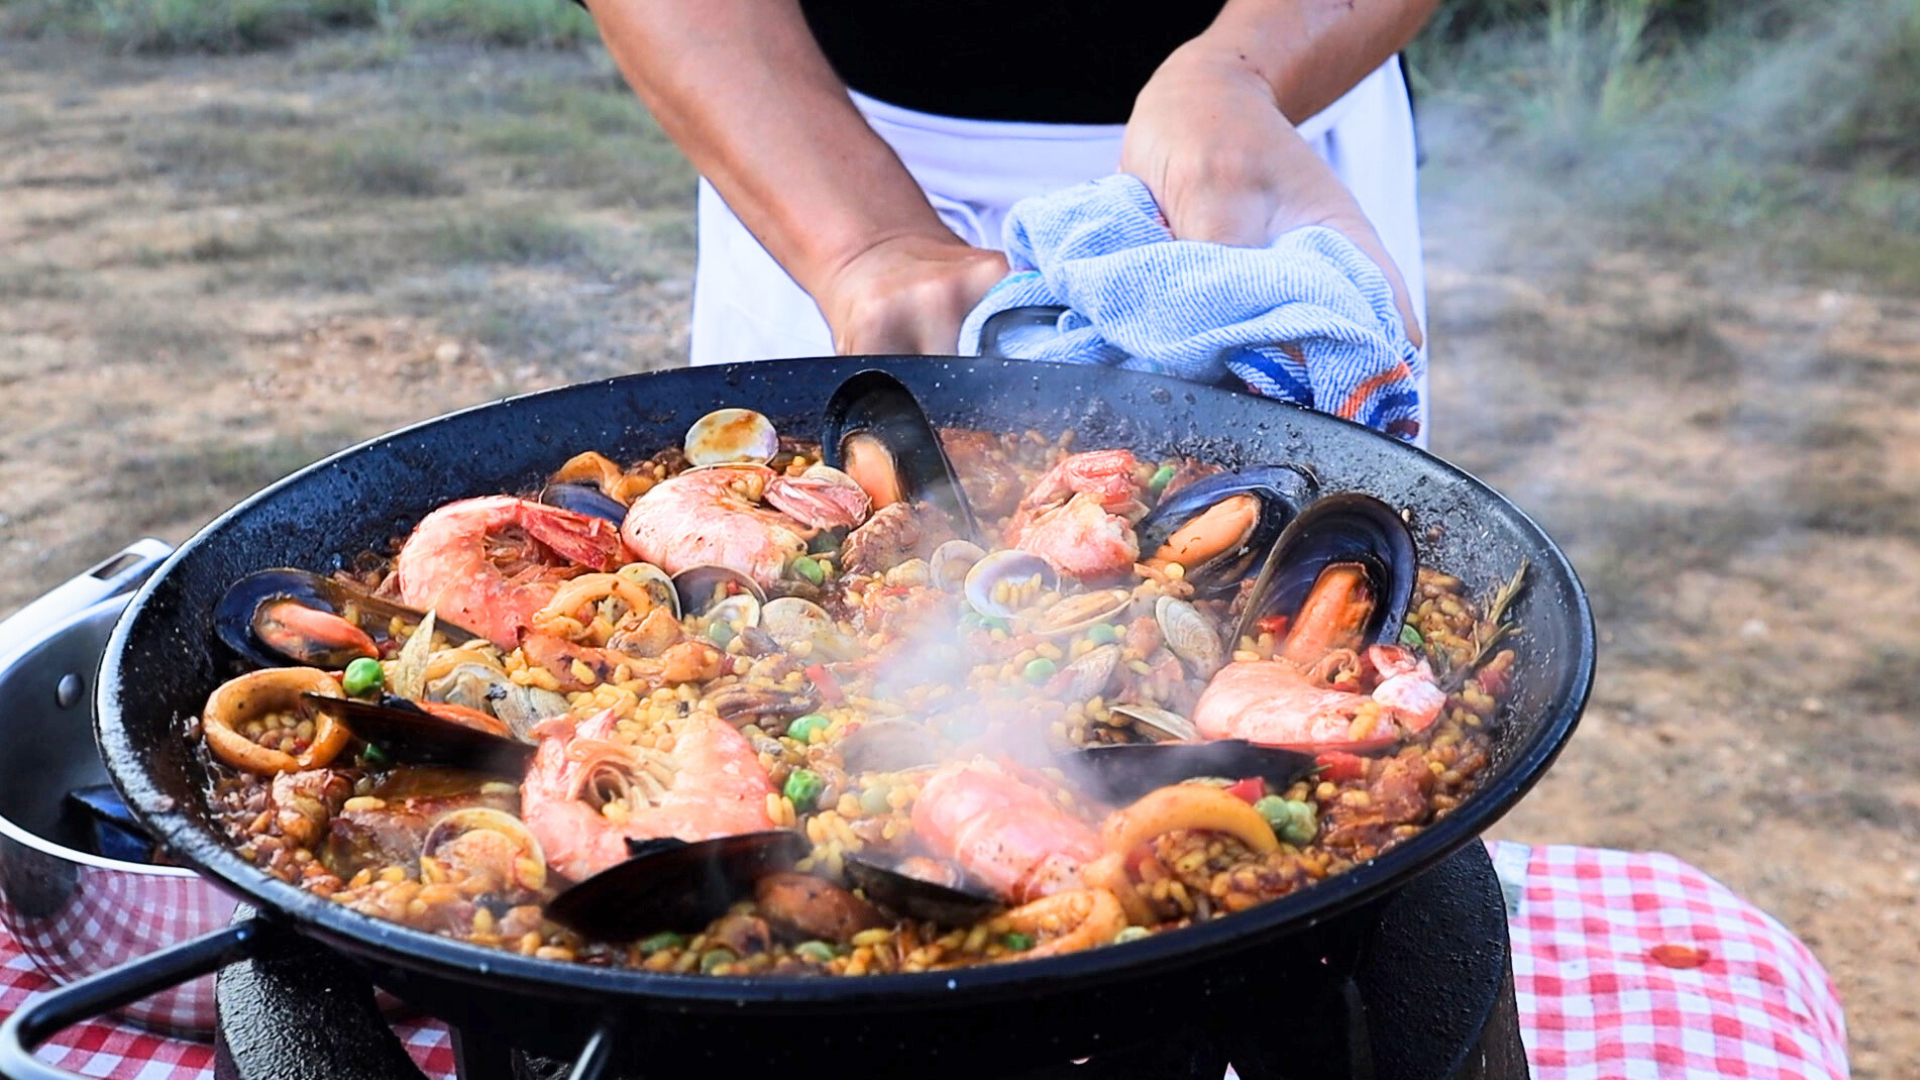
<box><xmin>0</xmin><ymin>842</ymin><xmax>1849</xmax><ymax>1079</ymax></box>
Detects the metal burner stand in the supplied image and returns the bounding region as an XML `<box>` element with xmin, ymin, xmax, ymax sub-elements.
<box><xmin>213</xmin><ymin>842</ymin><xmax>1525</xmax><ymax>1080</ymax></box>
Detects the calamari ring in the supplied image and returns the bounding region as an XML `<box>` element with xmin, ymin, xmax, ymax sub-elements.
<box><xmin>202</xmin><ymin>667</ymin><xmax>349</xmax><ymax>775</ymax></box>
<box><xmin>1101</xmin><ymin>784</ymin><xmax>1280</xmax><ymax>858</ymax></box>
<box><xmin>999</xmin><ymin>888</ymin><xmax>1127</xmax><ymax>960</ymax></box>
<box><xmin>530</xmin><ymin>573</ymin><xmax>659</xmax><ymax>639</ymax></box>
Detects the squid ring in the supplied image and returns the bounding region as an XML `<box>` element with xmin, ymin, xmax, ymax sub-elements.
<box><xmin>201</xmin><ymin>667</ymin><xmax>349</xmax><ymax>775</ymax></box>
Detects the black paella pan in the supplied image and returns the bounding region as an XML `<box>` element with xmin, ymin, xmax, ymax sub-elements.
<box><xmin>0</xmin><ymin>357</ymin><xmax>1593</xmax><ymax>1079</ymax></box>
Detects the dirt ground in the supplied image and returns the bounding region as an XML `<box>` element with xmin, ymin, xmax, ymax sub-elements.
<box><xmin>1</xmin><ymin>38</ymin><xmax>1915</xmax><ymax>1078</ymax></box>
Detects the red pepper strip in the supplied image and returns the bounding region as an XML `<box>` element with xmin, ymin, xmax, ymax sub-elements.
<box><xmin>1224</xmin><ymin>777</ymin><xmax>1267</xmax><ymax>804</ymax></box>
<box><xmin>1315</xmin><ymin>751</ymin><xmax>1368</xmax><ymax>783</ymax></box>
<box><xmin>804</xmin><ymin>664</ymin><xmax>844</xmax><ymax>705</ymax></box>
<box><xmin>1255</xmin><ymin>614</ymin><xmax>1291</xmax><ymax>637</ymax></box>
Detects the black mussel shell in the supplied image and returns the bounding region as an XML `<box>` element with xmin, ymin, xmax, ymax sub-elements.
<box><xmin>820</xmin><ymin>369</ymin><xmax>981</xmax><ymax>544</ymax></box>
<box><xmin>1230</xmin><ymin>493</ymin><xmax>1417</xmax><ymax>649</ymax></box>
<box><xmin>842</xmin><ymin>856</ymin><xmax>1000</xmax><ymax>927</ymax></box>
<box><xmin>1060</xmin><ymin>740</ymin><xmax>1317</xmax><ymax>805</ymax></box>
<box><xmin>1136</xmin><ymin>465</ymin><xmax>1316</xmax><ymax>593</ymax></box>
<box><xmin>216</xmin><ymin>568</ymin><xmax>480</xmax><ymax>669</ymax></box>
<box><xmin>62</xmin><ymin>784</ymin><xmax>158</xmax><ymax>863</ymax></box>
<box><xmin>547</xmin><ymin>831</ymin><xmax>810</xmax><ymax>940</ymax></box>
<box><xmin>304</xmin><ymin>693</ymin><xmax>534</xmax><ymax>778</ymax></box>
<box><xmin>540</xmin><ymin>482</ymin><xmax>629</xmax><ymax>526</ymax></box>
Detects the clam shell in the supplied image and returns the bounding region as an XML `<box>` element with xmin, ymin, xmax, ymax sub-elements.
<box><xmin>761</xmin><ymin>597</ymin><xmax>857</xmax><ymax>661</ymax></box>
<box><xmin>1107</xmin><ymin>703</ymin><xmax>1199</xmax><ymax>742</ymax></box>
<box><xmin>672</xmin><ymin>565</ymin><xmax>767</xmax><ymax>617</ymax></box>
<box><xmin>929</xmin><ymin>539</ymin><xmax>986</xmax><ymax>592</ymax></box>
<box><xmin>1052</xmin><ymin>643</ymin><xmax>1121</xmax><ymax>701</ymax></box>
<box><xmin>616</xmin><ymin>562</ymin><xmax>681</xmax><ymax>619</ymax></box>
<box><xmin>963</xmin><ymin>550</ymin><xmax>1059</xmax><ymax>618</ymax></box>
<box><xmin>1031</xmin><ymin>587</ymin><xmax>1133</xmax><ymax>637</ymax></box>
<box><xmin>684</xmin><ymin>408</ymin><xmax>779</xmax><ymax>467</ymax></box>
<box><xmin>837</xmin><ymin>718</ymin><xmax>944</xmax><ymax>773</ymax></box>
<box><xmin>1155</xmin><ymin>596</ymin><xmax>1225</xmax><ymax>679</ymax></box>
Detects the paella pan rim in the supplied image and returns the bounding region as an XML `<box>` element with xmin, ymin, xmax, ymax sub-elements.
<box><xmin>95</xmin><ymin>355</ymin><xmax>1594</xmax><ymax>1012</ymax></box>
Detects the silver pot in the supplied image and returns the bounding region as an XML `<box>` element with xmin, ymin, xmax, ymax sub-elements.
<box><xmin>0</xmin><ymin>541</ymin><xmax>236</xmax><ymax>1037</ymax></box>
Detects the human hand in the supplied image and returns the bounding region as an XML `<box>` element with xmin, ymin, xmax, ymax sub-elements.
<box><xmin>1121</xmin><ymin>45</ymin><xmax>1422</xmax><ymax>346</ymax></box>
<box><xmin>815</xmin><ymin>233</ymin><xmax>1010</xmax><ymax>355</ymax></box>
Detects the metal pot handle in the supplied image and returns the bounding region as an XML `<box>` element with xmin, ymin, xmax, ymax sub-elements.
<box><xmin>0</xmin><ymin>539</ymin><xmax>172</xmax><ymax>663</ymax></box>
<box><xmin>0</xmin><ymin>916</ymin><xmax>266</xmax><ymax>1080</ymax></box>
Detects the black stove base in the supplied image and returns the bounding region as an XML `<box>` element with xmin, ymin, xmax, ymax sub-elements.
<box><xmin>214</xmin><ymin>843</ymin><xmax>1525</xmax><ymax>1080</ymax></box>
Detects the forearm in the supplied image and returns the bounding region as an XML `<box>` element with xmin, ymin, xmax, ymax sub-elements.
<box><xmin>1180</xmin><ymin>0</ymin><xmax>1437</xmax><ymax>121</ymax></box>
<box><xmin>585</xmin><ymin>0</ymin><xmax>954</xmax><ymax>300</ymax></box>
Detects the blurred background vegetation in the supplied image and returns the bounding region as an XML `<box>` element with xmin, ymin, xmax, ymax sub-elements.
<box><xmin>4</xmin><ymin>0</ymin><xmax>1914</xmax><ymax>286</ymax></box>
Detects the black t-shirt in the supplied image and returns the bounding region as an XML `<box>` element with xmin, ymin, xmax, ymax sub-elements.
<box><xmin>800</xmin><ymin>0</ymin><xmax>1223</xmax><ymax>123</ymax></box>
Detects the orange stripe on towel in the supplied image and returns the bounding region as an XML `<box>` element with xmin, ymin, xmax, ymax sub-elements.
<box><xmin>1336</xmin><ymin>363</ymin><xmax>1414</xmax><ymax>419</ymax></box>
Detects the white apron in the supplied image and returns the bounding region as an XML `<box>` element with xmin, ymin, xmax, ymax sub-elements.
<box><xmin>687</xmin><ymin>58</ymin><xmax>1428</xmax><ymax>443</ymax></box>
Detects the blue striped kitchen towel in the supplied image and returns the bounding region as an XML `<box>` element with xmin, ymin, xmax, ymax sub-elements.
<box><xmin>957</xmin><ymin>173</ymin><xmax>1423</xmax><ymax>441</ymax></box>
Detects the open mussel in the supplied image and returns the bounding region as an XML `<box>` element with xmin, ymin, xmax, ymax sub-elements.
<box><xmin>843</xmin><ymin>855</ymin><xmax>1001</xmax><ymax>927</ymax></box>
<box><xmin>216</xmin><ymin>568</ymin><xmax>480</xmax><ymax>670</ymax></box>
<box><xmin>820</xmin><ymin>370</ymin><xmax>980</xmax><ymax>543</ymax></box>
<box><xmin>1136</xmin><ymin>465</ymin><xmax>1315</xmax><ymax>594</ymax></box>
<box><xmin>539</xmin><ymin>482</ymin><xmax>630</xmax><ymax>526</ymax></box>
<box><xmin>1059</xmin><ymin>740</ymin><xmax>1317</xmax><ymax>805</ymax></box>
<box><xmin>303</xmin><ymin>693</ymin><xmax>535</xmax><ymax>778</ymax></box>
<box><xmin>1229</xmin><ymin>493</ymin><xmax>1418</xmax><ymax>659</ymax></box>
<box><xmin>546</xmin><ymin>830</ymin><xmax>809</xmax><ymax>940</ymax></box>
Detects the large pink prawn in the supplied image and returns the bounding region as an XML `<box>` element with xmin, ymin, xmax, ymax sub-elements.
<box><xmin>521</xmin><ymin>707</ymin><xmax>776</xmax><ymax>882</ymax></box>
<box><xmin>396</xmin><ymin>496</ymin><xmax>628</xmax><ymax>650</ymax></box>
<box><xmin>620</xmin><ymin>465</ymin><xmax>839</xmax><ymax>589</ymax></box>
<box><xmin>1004</xmin><ymin>449</ymin><xmax>1144</xmax><ymax>580</ymax></box>
<box><xmin>1191</xmin><ymin>644</ymin><xmax>1445</xmax><ymax>749</ymax></box>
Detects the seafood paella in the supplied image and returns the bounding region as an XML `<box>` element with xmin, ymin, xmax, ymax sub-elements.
<box><xmin>184</xmin><ymin>372</ymin><xmax>1520</xmax><ymax>976</ymax></box>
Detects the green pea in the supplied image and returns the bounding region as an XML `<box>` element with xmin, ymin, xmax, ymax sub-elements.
<box><xmin>637</xmin><ymin>931</ymin><xmax>686</xmax><ymax>953</ymax></box>
<box><xmin>787</xmin><ymin>713</ymin><xmax>830</xmax><ymax>743</ymax></box>
<box><xmin>699</xmin><ymin>948</ymin><xmax>737</xmax><ymax>973</ymax></box>
<box><xmin>342</xmin><ymin>657</ymin><xmax>384</xmax><ymax>696</ymax></box>
<box><xmin>982</xmin><ymin>616</ymin><xmax>1012</xmax><ymax>635</ymax></box>
<box><xmin>794</xmin><ymin>940</ymin><xmax>836</xmax><ymax>963</ymax></box>
<box><xmin>361</xmin><ymin>743</ymin><xmax>391</xmax><ymax>767</ymax></box>
<box><xmin>1023</xmin><ymin>657</ymin><xmax>1058</xmax><ymax>683</ymax></box>
<box><xmin>1399</xmin><ymin>624</ymin><xmax>1425</xmax><ymax>648</ymax></box>
<box><xmin>1148</xmin><ymin>464</ymin><xmax>1177</xmax><ymax>494</ymax></box>
<box><xmin>859</xmin><ymin>783</ymin><xmax>893</xmax><ymax>816</ymax></box>
<box><xmin>1113</xmin><ymin>926</ymin><xmax>1151</xmax><ymax>945</ymax></box>
<box><xmin>958</xmin><ymin>611</ymin><xmax>983</xmax><ymax>630</ymax></box>
<box><xmin>1003</xmin><ymin>932</ymin><xmax>1035</xmax><ymax>952</ymax></box>
<box><xmin>708</xmin><ymin>622</ymin><xmax>736</xmax><ymax>646</ymax></box>
<box><xmin>1086</xmin><ymin>622</ymin><xmax>1121</xmax><ymax>645</ymax></box>
<box><xmin>1254</xmin><ymin>796</ymin><xmax>1317</xmax><ymax>846</ymax></box>
<box><xmin>791</xmin><ymin>555</ymin><xmax>825</xmax><ymax>585</ymax></box>
<box><xmin>784</xmin><ymin>768</ymin><xmax>826</xmax><ymax>810</ymax></box>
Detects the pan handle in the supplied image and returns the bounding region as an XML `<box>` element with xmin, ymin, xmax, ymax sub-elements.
<box><xmin>976</xmin><ymin>304</ymin><xmax>1069</xmax><ymax>359</ymax></box>
<box><xmin>0</xmin><ymin>539</ymin><xmax>172</xmax><ymax>663</ymax></box>
<box><xmin>0</xmin><ymin>917</ymin><xmax>267</xmax><ymax>1080</ymax></box>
